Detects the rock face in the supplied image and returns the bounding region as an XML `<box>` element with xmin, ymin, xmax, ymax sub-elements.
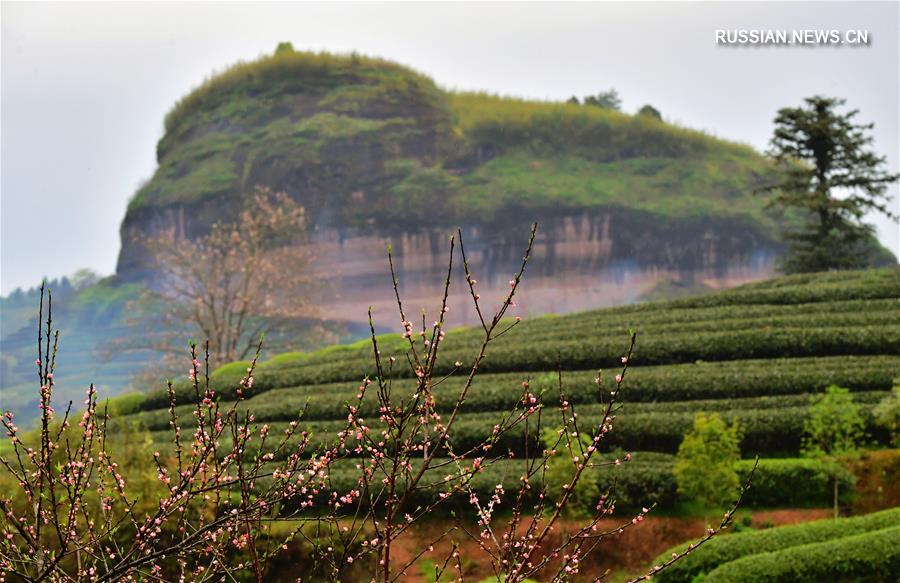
<box><xmin>117</xmin><ymin>49</ymin><xmax>782</xmax><ymax>327</ymax></box>
<box><xmin>305</xmin><ymin>212</ymin><xmax>775</xmax><ymax>329</ymax></box>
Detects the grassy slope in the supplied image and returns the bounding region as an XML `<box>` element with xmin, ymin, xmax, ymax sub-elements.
<box><xmin>117</xmin><ymin>269</ymin><xmax>900</xmax><ymax>463</ymax></box>
<box><xmin>125</xmin><ymin>49</ymin><xmax>779</xmax><ymax>238</ymax></box>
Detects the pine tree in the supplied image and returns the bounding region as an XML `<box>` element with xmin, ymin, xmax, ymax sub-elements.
<box><xmin>765</xmin><ymin>96</ymin><xmax>899</xmax><ymax>273</ymax></box>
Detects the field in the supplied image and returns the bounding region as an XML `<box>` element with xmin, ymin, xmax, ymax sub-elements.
<box><xmin>116</xmin><ymin>268</ymin><xmax>900</xmax><ymax>513</ymax></box>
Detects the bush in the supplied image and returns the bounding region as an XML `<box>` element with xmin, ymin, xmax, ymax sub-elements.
<box><xmin>873</xmin><ymin>381</ymin><xmax>900</xmax><ymax>446</ymax></box>
<box><xmin>674</xmin><ymin>413</ymin><xmax>741</xmax><ymax>508</ymax></box>
<box><xmin>206</xmin><ymin>455</ymin><xmax>852</xmax><ymax>513</ymax></box>
<box><xmin>702</xmin><ymin>524</ymin><xmax>900</xmax><ymax>582</ymax></box>
<box><xmin>736</xmin><ymin>458</ymin><xmax>854</xmax><ymax>507</ymax></box>
<box><xmin>540</xmin><ymin>428</ymin><xmax>601</xmax><ymax>516</ymax></box>
<box><xmin>141</xmin><ymin>401</ymin><xmax>888</xmax><ymax>459</ymax></box>
<box><xmin>651</xmin><ymin>507</ymin><xmax>900</xmax><ymax>583</ymax></box>
<box><xmin>136</xmin><ymin>353</ymin><xmax>899</xmax><ymax>418</ymax></box>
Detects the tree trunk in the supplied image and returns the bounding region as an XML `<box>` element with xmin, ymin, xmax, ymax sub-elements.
<box><xmin>833</xmin><ymin>478</ymin><xmax>839</xmax><ymax>519</ymax></box>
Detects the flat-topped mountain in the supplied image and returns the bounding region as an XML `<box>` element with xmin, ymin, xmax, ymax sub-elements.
<box><xmin>118</xmin><ymin>47</ymin><xmax>784</xmax><ymax>326</ymax></box>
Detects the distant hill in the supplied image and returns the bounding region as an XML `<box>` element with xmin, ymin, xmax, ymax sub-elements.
<box><xmin>5</xmin><ymin>47</ymin><xmax>895</xmax><ymax>423</ymax></box>
<box><xmin>0</xmin><ymin>279</ymin><xmax>152</xmax><ymax>420</ymax></box>
<box><xmin>116</xmin><ymin>48</ymin><xmax>792</xmax><ymax>329</ymax></box>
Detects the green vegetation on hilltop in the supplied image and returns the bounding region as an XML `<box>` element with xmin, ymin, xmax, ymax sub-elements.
<box><xmin>123</xmin><ymin>47</ymin><xmax>781</xmax><ymax>240</ymax></box>
<box><xmin>162</xmin><ymin>50</ymin><xmax>443</xmax><ymax>139</ymax></box>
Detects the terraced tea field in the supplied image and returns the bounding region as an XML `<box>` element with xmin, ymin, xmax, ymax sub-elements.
<box><xmin>118</xmin><ymin>268</ymin><xmax>900</xmax><ymax>508</ymax></box>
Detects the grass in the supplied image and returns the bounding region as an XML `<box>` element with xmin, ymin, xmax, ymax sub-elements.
<box><xmin>163</xmin><ymin>50</ymin><xmax>443</xmax><ymax>137</ymax></box>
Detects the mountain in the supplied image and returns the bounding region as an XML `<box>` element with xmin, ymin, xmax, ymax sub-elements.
<box><xmin>117</xmin><ymin>47</ymin><xmax>785</xmax><ymax>328</ymax></box>
<box><xmin>9</xmin><ymin>46</ymin><xmax>888</xmax><ymax>421</ymax></box>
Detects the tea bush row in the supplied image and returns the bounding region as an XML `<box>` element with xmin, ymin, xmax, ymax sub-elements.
<box><xmin>651</xmin><ymin>506</ymin><xmax>900</xmax><ymax>583</ymax></box>
<box><xmin>700</xmin><ymin>525</ymin><xmax>900</xmax><ymax>582</ymax></box>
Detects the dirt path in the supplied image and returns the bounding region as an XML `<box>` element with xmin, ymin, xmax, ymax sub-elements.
<box><xmin>390</xmin><ymin>509</ymin><xmax>831</xmax><ymax>582</ymax></box>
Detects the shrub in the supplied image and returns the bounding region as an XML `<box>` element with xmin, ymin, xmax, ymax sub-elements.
<box><xmin>802</xmin><ymin>385</ymin><xmax>866</xmax><ymax>516</ymax></box>
<box><xmin>674</xmin><ymin>413</ymin><xmax>742</xmax><ymax>509</ymax></box>
<box><xmin>650</xmin><ymin>507</ymin><xmax>900</xmax><ymax>583</ymax></box>
<box><xmin>540</xmin><ymin>427</ymin><xmax>601</xmax><ymax>516</ymax></box>
<box><xmin>702</xmin><ymin>524</ymin><xmax>900</xmax><ymax>582</ymax></box>
<box><xmin>873</xmin><ymin>380</ymin><xmax>900</xmax><ymax>446</ymax></box>
<box><xmin>736</xmin><ymin>458</ymin><xmax>854</xmax><ymax>507</ymax></box>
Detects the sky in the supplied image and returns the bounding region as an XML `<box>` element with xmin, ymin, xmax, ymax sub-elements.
<box><xmin>2</xmin><ymin>1</ymin><xmax>898</xmax><ymax>295</ymax></box>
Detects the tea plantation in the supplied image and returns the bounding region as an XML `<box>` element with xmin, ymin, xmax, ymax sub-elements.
<box><xmin>118</xmin><ymin>268</ymin><xmax>900</xmax><ymax>510</ymax></box>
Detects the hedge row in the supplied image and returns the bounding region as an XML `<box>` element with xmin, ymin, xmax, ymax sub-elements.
<box><xmin>242</xmin><ymin>455</ymin><xmax>852</xmax><ymax>515</ymax></box>
<box><xmin>734</xmin><ymin>458</ymin><xmax>856</xmax><ymax>507</ymax></box>
<box><xmin>733</xmin><ymin>269</ymin><xmax>896</xmax><ymax>289</ymax></box>
<box><xmin>475</xmin><ymin>301</ymin><xmax>900</xmax><ymax>343</ymax></box>
<box><xmin>145</xmin><ymin>401</ymin><xmax>887</xmax><ymax>458</ymax></box>
<box><xmin>127</xmin><ymin>386</ymin><xmax>889</xmax><ymax>434</ymax></box>
<box><xmin>664</xmin><ymin>275</ymin><xmax>900</xmax><ymax>309</ymax></box>
<box><xmin>702</xmin><ymin>525</ymin><xmax>900</xmax><ymax>582</ymax></box>
<box><xmin>134</xmin><ymin>324</ymin><xmax>900</xmax><ymax>412</ymax></box>
<box><xmin>651</xmin><ymin>507</ymin><xmax>900</xmax><ymax>583</ymax></box>
<box><xmin>319</xmin><ymin>456</ymin><xmax>679</xmax><ymax>512</ymax></box>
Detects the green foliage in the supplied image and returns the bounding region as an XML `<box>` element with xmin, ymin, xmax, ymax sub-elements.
<box><xmin>638</xmin><ymin>104</ymin><xmax>662</xmax><ymax>120</ymax></box>
<box><xmin>540</xmin><ymin>428</ymin><xmax>600</xmax><ymax>516</ymax></box>
<box><xmin>101</xmin><ymin>392</ymin><xmax>147</xmax><ymax>416</ymax></box>
<box><xmin>702</xmin><ymin>524</ymin><xmax>900</xmax><ymax>582</ymax></box>
<box><xmin>129</xmin><ymin>272</ymin><xmax>899</xmax><ymax>463</ymax></box>
<box><xmin>802</xmin><ymin>385</ymin><xmax>867</xmax><ymax>516</ymax></box>
<box><xmin>163</xmin><ymin>49</ymin><xmax>443</xmax><ymax>138</ymax></box>
<box><xmin>583</xmin><ymin>89</ymin><xmax>622</xmax><ymax>111</ymax></box>
<box><xmin>651</xmin><ymin>507</ymin><xmax>900</xmax><ymax>583</ymax></box>
<box><xmin>765</xmin><ymin>96</ymin><xmax>900</xmax><ymax>273</ymax></box>
<box><xmin>674</xmin><ymin>413</ymin><xmax>741</xmax><ymax>508</ymax></box>
<box><xmin>278</xmin><ymin>454</ymin><xmax>847</xmax><ymax>515</ymax></box>
<box><xmin>123</xmin><ymin>48</ymin><xmax>782</xmax><ymax>246</ymax></box>
<box><xmin>735</xmin><ymin>458</ymin><xmax>855</xmax><ymax>507</ymax></box>
<box><xmin>274</xmin><ymin>41</ymin><xmax>294</xmax><ymax>55</ymax></box>
<box><xmin>873</xmin><ymin>380</ymin><xmax>900</xmax><ymax>446</ymax></box>
<box><xmin>802</xmin><ymin>385</ymin><xmax>865</xmax><ymax>459</ymax></box>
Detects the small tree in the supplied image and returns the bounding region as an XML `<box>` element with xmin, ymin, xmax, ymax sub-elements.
<box><xmin>637</xmin><ymin>104</ymin><xmax>662</xmax><ymax>120</ymax></box>
<box><xmin>584</xmin><ymin>89</ymin><xmax>622</xmax><ymax>111</ymax></box>
<box><xmin>873</xmin><ymin>379</ymin><xmax>900</xmax><ymax>447</ymax></box>
<box><xmin>275</xmin><ymin>41</ymin><xmax>295</xmax><ymax>55</ymax></box>
<box><xmin>137</xmin><ymin>186</ymin><xmax>316</xmax><ymax>368</ymax></box>
<box><xmin>674</xmin><ymin>413</ymin><xmax>742</xmax><ymax>515</ymax></box>
<box><xmin>802</xmin><ymin>385</ymin><xmax>865</xmax><ymax>517</ymax></box>
<box><xmin>764</xmin><ymin>96</ymin><xmax>899</xmax><ymax>273</ymax></box>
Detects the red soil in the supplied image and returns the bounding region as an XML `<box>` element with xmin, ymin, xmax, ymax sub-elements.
<box><xmin>389</xmin><ymin>509</ymin><xmax>830</xmax><ymax>582</ymax></box>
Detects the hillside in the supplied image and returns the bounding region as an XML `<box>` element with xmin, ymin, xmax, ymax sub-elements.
<box><xmin>115</xmin><ymin>268</ymin><xmax>900</xmax><ymax>508</ymax></box>
<box><xmin>117</xmin><ymin>47</ymin><xmax>787</xmax><ymax>328</ymax></box>
<box><xmin>0</xmin><ymin>279</ymin><xmax>154</xmax><ymax>417</ymax></box>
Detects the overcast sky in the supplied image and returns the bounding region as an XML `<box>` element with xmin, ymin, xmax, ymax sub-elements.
<box><xmin>2</xmin><ymin>1</ymin><xmax>898</xmax><ymax>295</ymax></box>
